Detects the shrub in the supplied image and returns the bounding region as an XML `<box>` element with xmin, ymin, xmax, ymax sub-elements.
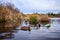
<box><xmin>29</xmin><ymin>16</ymin><xmax>37</xmax><ymax>25</ymax></box>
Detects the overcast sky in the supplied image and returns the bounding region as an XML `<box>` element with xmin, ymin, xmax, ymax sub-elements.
<box><xmin>1</xmin><ymin>0</ymin><xmax>60</xmax><ymax>14</ymax></box>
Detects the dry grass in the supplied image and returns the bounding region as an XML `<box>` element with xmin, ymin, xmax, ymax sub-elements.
<box><xmin>0</xmin><ymin>3</ymin><xmax>21</xmax><ymax>22</ymax></box>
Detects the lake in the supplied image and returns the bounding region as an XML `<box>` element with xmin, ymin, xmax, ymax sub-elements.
<box><xmin>0</xmin><ymin>18</ymin><xmax>60</xmax><ymax>40</ymax></box>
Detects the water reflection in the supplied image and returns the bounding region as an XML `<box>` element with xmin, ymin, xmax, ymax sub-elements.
<box><xmin>0</xmin><ymin>18</ymin><xmax>60</xmax><ymax>40</ymax></box>
<box><xmin>0</xmin><ymin>32</ymin><xmax>14</xmax><ymax>39</ymax></box>
<box><xmin>0</xmin><ymin>21</ymin><xmax>21</xmax><ymax>40</ymax></box>
<box><xmin>40</xmin><ymin>20</ymin><xmax>50</xmax><ymax>25</ymax></box>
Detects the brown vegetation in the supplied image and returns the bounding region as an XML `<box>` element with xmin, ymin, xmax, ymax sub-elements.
<box><xmin>40</xmin><ymin>15</ymin><xmax>50</xmax><ymax>22</ymax></box>
<box><xmin>0</xmin><ymin>21</ymin><xmax>20</xmax><ymax>33</ymax></box>
<box><xmin>0</xmin><ymin>3</ymin><xmax>21</xmax><ymax>22</ymax></box>
<box><xmin>24</xmin><ymin>14</ymin><xmax>49</xmax><ymax>22</ymax></box>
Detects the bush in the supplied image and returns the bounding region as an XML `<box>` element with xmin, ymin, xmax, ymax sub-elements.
<box><xmin>0</xmin><ymin>3</ymin><xmax>21</xmax><ymax>22</ymax></box>
<box><xmin>29</xmin><ymin>16</ymin><xmax>37</xmax><ymax>25</ymax></box>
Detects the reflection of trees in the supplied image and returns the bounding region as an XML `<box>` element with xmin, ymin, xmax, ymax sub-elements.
<box><xmin>0</xmin><ymin>21</ymin><xmax>20</xmax><ymax>39</ymax></box>
<box><xmin>40</xmin><ymin>20</ymin><xmax>50</xmax><ymax>25</ymax></box>
<box><xmin>0</xmin><ymin>32</ymin><xmax>14</xmax><ymax>39</ymax></box>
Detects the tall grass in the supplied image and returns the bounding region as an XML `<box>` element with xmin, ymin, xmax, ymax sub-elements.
<box><xmin>0</xmin><ymin>3</ymin><xmax>21</xmax><ymax>22</ymax></box>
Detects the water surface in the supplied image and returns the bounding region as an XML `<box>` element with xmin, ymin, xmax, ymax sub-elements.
<box><xmin>0</xmin><ymin>18</ymin><xmax>60</xmax><ymax>40</ymax></box>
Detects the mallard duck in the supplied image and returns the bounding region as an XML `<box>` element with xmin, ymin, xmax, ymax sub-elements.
<box><xmin>45</xmin><ymin>24</ymin><xmax>50</xmax><ymax>27</ymax></box>
<box><xmin>45</xmin><ymin>24</ymin><xmax>50</xmax><ymax>29</ymax></box>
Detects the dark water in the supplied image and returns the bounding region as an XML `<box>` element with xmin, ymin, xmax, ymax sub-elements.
<box><xmin>0</xmin><ymin>18</ymin><xmax>60</xmax><ymax>40</ymax></box>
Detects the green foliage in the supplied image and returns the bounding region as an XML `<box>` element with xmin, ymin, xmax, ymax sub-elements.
<box><xmin>29</xmin><ymin>16</ymin><xmax>37</xmax><ymax>25</ymax></box>
<box><xmin>48</xmin><ymin>12</ymin><xmax>60</xmax><ymax>17</ymax></box>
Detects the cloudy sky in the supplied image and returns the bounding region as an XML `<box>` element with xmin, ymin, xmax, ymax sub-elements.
<box><xmin>1</xmin><ymin>0</ymin><xmax>60</xmax><ymax>14</ymax></box>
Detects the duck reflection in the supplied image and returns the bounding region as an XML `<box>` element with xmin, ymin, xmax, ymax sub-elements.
<box><xmin>0</xmin><ymin>21</ymin><xmax>21</xmax><ymax>40</ymax></box>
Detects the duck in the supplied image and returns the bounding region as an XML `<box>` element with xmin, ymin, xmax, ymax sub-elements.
<box><xmin>20</xmin><ymin>25</ymin><xmax>31</xmax><ymax>31</ymax></box>
<box><xmin>45</xmin><ymin>24</ymin><xmax>50</xmax><ymax>27</ymax></box>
